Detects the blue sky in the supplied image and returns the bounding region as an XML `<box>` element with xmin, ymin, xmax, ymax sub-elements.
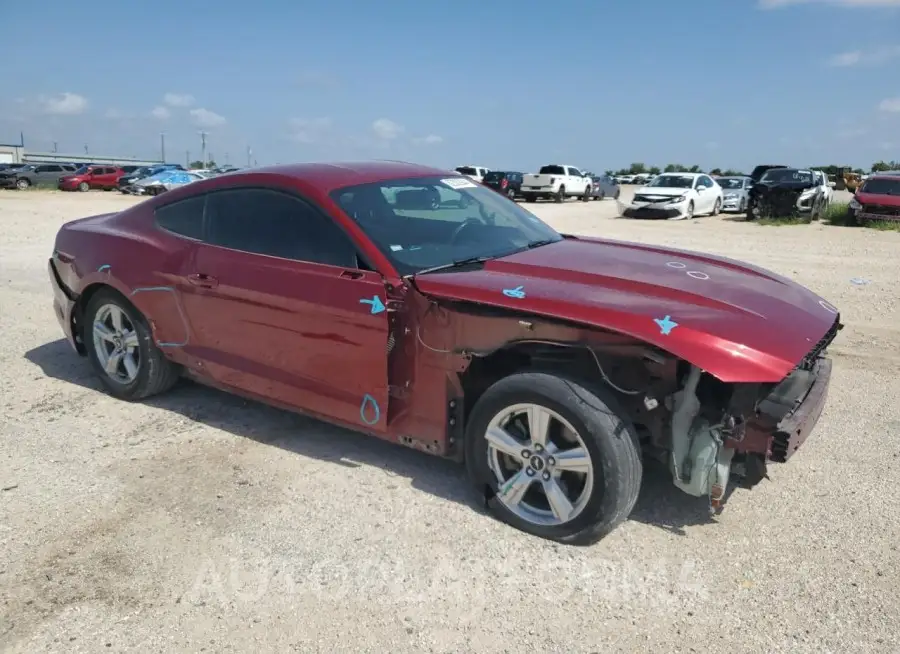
<box><xmin>1</xmin><ymin>0</ymin><xmax>899</xmax><ymax>172</ymax></box>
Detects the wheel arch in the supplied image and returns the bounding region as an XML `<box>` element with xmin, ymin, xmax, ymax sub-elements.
<box><xmin>71</xmin><ymin>283</ymin><xmax>139</xmax><ymax>355</ymax></box>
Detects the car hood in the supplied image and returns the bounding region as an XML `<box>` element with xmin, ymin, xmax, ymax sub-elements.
<box><xmin>412</xmin><ymin>236</ymin><xmax>839</xmax><ymax>383</ymax></box>
<box><xmin>633</xmin><ymin>186</ymin><xmax>690</xmax><ymax>197</ymax></box>
<box><xmin>855</xmin><ymin>191</ymin><xmax>900</xmax><ymax>207</ymax></box>
<box><xmin>754</xmin><ymin>180</ymin><xmax>815</xmax><ymax>192</ymax></box>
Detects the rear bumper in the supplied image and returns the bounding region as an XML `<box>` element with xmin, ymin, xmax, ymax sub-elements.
<box><xmin>48</xmin><ymin>258</ymin><xmax>79</xmax><ymax>352</ymax></box>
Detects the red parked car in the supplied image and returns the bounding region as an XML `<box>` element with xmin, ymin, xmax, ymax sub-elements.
<box><xmin>848</xmin><ymin>172</ymin><xmax>900</xmax><ymax>223</ymax></box>
<box><xmin>58</xmin><ymin>165</ymin><xmax>125</xmax><ymax>191</ymax></box>
<box><xmin>46</xmin><ymin>161</ymin><xmax>841</xmax><ymax>544</ymax></box>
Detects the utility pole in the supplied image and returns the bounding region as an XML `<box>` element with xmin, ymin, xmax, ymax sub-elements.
<box><xmin>186</xmin><ymin>150</ymin><xmax>190</xmax><ymax>168</ymax></box>
<box><xmin>84</xmin><ymin>144</ymin><xmax>88</xmax><ymax>155</ymax></box>
<box><xmin>247</xmin><ymin>146</ymin><xmax>252</xmax><ymax>168</ymax></box>
<box><xmin>52</xmin><ymin>142</ymin><xmax>58</xmax><ymax>153</ymax></box>
<box><xmin>224</xmin><ymin>152</ymin><xmax>229</xmax><ymax>165</ymax></box>
<box><xmin>209</xmin><ymin>152</ymin><xmax>215</xmax><ymax>166</ymax></box>
<box><xmin>199</xmin><ymin>131</ymin><xmax>208</xmax><ymax>167</ymax></box>
<box><xmin>160</xmin><ymin>132</ymin><xmax>166</xmax><ymax>163</ymax></box>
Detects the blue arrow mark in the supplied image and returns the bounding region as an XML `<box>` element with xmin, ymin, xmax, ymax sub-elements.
<box><xmin>654</xmin><ymin>315</ymin><xmax>679</xmax><ymax>335</ymax></box>
<box><xmin>503</xmin><ymin>285</ymin><xmax>526</xmax><ymax>299</ymax></box>
<box><xmin>359</xmin><ymin>295</ymin><xmax>385</xmax><ymax>314</ymax></box>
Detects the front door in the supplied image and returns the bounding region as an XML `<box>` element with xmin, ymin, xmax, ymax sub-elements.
<box><xmin>177</xmin><ymin>186</ymin><xmax>392</xmax><ymax>432</ymax></box>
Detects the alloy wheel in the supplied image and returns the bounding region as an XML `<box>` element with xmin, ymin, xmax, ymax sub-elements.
<box><xmin>92</xmin><ymin>303</ymin><xmax>141</xmax><ymax>384</ymax></box>
<box><xmin>485</xmin><ymin>403</ymin><xmax>594</xmax><ymax>526</ymax></box>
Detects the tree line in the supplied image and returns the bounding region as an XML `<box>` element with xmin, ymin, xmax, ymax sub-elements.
<box><xmin>605</xmin><ymin>160</ymin><xmax>900</xmax><ymax>178</ymax></box>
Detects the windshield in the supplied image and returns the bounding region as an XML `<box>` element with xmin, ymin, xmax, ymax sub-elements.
<box><xmin>860</xmin><ymin>177</ymin><xmax>900</xmax><ymax>195</ymax></box>
<box><xmin>538</xmin><ymin>165</ymin><xmax>565</xmax><ymax>175</ymax></box>
<box><xmin>482</xmin><ymin>171</ymin><xmax>506</xmax><ymax>182</ymax></box>
<box><xmin>761</xmin><ymin>168</ymin><xmax>813</xmax><ymax>184</ymax></box>
<box><xmin>717</xmin><ymin>177</ymin><xmax>745</xmax><ymax>190</ymax></box>
<box><xmin>74</xmin><ymin>166</ymin><xmax>90</xmax><ymax>175</ymax></box>
<box><xmin>455</xmin><ymin>167</ymin><xmax>477</xmax><ymax>175</ymax></box>
<box><xmin>648</xmin><ymin>175</ymin><xmax>694</xmax><ymax>188</ymax></box>
<box><xmin>330</xmin><ymin>175</ymin><xmax>562</xmax><ymax>276</ymax></box>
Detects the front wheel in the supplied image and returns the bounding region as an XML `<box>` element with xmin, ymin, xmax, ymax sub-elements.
<box><xmin>77</xmin><ymin>182</ymin><xmax>89</xmax><ymax>192</ymax></box>
<box><xmin>507</xmin><ymin>188</ymin><xmax>516</xmax><ymax>200</ymax></box>
<box><xmin>581</xmin><ymin>186</ymin><xmax>591</xmax><ymax>202</ymax></box>
<box><xmin>555</xmin><ymin>187</ymin><xmax>565</xmax><ymax>203</ymax></box>
<box><xmin>84</xmin><ymin>288</ymin><xmax>181</xmax><ymax>401</ymax></box>
<box><xmin>711</xmin><ymin>197</ymin><xmax>721</xmax><ymax>216</ymax></box>
<box><xmin>685</xmin><ymin>201</ymin><xmax>695</xmax><ymax>219</ymax></box>
<box><xmin>465</xmin><ymin>372</ymin><xmax>642</xmax><ymax>545</ymax></box>
<box><xmin>16</xmin><ymin>178</ymin><xmax>31</xmax><ymax>190</ymax></box>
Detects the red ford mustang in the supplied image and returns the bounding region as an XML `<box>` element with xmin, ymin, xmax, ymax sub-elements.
<box><xmin>47</xmin><ymin>161</ymin><xmax>841</xmax><ymax>544</ymax></box>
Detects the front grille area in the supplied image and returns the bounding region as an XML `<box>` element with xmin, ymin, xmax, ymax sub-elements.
<box><xmin>797</xmin><ymin>314</ymin><xmax>840</xmax><ymax>371</ymax></box>
<box><xmin>862</xmin><ymin>203</ymin><xmax>900</xmax><ymax>217</ymax></box>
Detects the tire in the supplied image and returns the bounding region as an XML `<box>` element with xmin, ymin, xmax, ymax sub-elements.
<box><xmin>685</xmin><ymin>201</ymin><xmax>695</xmax><ymax>219</ymax></box>
<box><xmin>739</xmin><ymin>199</ymin><xmax>745</xmax><ymax>213</ymax></box>
<box><xmin>581</xmin><ymin>186</ymin><xmax>590</xmax><ymax>202</ymax></box>
<box><xmin>614</xmin><ymin>189</ymin><xmax>620</xmax><ymax>200</ymax></box>
<box><xmin>507</xmin><ymin>188</ymin><xmax>516</xmax><ymax>200</ymax></box>
<box><xmin>83</xmin><ymin>288</ymin><xmax>181</xmax><ymax>401</ymax></box>
<box><xmin>16</xmin><ymin>178</ymin><xmax>31</xmax><ymax>190</ymax></box>
<box><xmin>465</xmin><ymin>372</ymin><xmax>642</xmax><ymax>545</ymax></box>
<box><xmin>711</xmin><ymin>197</ymin><xmax>721</xmax><ymax>216</ymax></box>
<box><xmin>524</xmin><ymin>194</ymin><xmax>536</xmax><ymax>203</ymax></box>
<box><xmin>77</xmin><ymin>182</ymin><xmax>89</xmax><ymax>192</ymax></box>
<box><xmin>555</xmin><ymin>187</ymin><xmax>565</xmax><ymax>203</ymax></box>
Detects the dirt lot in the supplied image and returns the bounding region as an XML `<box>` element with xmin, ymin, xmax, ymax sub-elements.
<box><xmin>1</xmin><ymin>189</ymin><xmax>898</xmax><ymax>653</ymax></box>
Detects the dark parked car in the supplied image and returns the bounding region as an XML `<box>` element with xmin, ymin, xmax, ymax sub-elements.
<box><xmin>589</xmin><ymin>174</ymin><xmax>620</xmax><ymax>200</ymax></box>
<box><xmin>745</xmin><ymin>164</ymin><xmax>789</xmax><ymax>217</ymax></box>
<box><xmin>0</xmin><ymin>163</ymin><xmax>78</xmax><ymax>189</ymax></box>
<box><xmin>747</xmin><ymin>168</ymin><xmax>825</xmax><ymax>220</ymax></box>
<box><xmin>47</xmin><ymin>161</ymin><xmax>840</xmax><ymax>544</ymax></box>
<box><xmin>481</xmin><ymin>171</ymin><xmax>523</xmax><ymax>199</ymax></box>
<box><xmin>118</xmin><ymin>164</ymin><xmax>184</xmax><ymax>191</ymax></box>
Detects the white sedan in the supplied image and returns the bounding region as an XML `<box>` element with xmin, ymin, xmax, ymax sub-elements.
<box><xmin>620</xmin><ymin>172</ymin><xmax>723</xmax><ymax>220</ymax></box>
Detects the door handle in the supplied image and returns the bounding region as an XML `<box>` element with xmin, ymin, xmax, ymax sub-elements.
<box><xmin>340</xmin><ymin>270</ymin><xmax>364</xmax><ymax>280</ymax></box>
<box><xmin>187</xmin><ymin>273</ymin><xmax>218</xmax><ymax>288</ymax></box>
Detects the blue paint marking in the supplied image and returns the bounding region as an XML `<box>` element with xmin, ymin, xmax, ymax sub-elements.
<box><xmin>360</xmin><ymin>394</ymin><xmax>380</xmax><ymax>425</ymax></box>
<box><xmin>654</xmin><ymin>315</ymin><xmax>679</xmax><ymax>335</ymax></box>
<box><xmin>502</xmin><ymin>285</ymin><xmax>526</xmax><ymax>299</ymax></box>
<box><xmin>97</xmin><ymin>264</ymin><xmax>110</xmax><ymax>272</ymax></box>
<box><xmin>129</xmin><ymin>286</ymin><xmax>190</xmax><ymax>347</ymax></box>
<box><xmin>359</xmin><ymin>295</ymin><xmax>385</xmax><ymax>314</ymax></box>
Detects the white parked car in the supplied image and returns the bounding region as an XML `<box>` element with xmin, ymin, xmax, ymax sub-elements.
<box><xmin>521</xmin><ymin>164</ymin><xmax>593</xmax><ymax>203</ymax></box>
<box><xmin>813</xmin><ymin>170</ymin><xmax>833</xmax><ymax>207</ymax></box>
<box><xmin>620</xmin><ymin>172</ymin><xmax>723</xmax><ymax>220</ymax></box>
<box><xmin>454</xmin><ymin>165</ymin><xmax>490</xmax><ymax>182</ymax></box>
<box><xmin>617</xmin><ymin>175</ymin><xmax>635</xmax><ymax>184</ymax></box>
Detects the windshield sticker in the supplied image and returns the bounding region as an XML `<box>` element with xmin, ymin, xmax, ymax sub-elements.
<box><xmin>442</xmin><ymin>177</ymin><xmax>477</xmax><ymax>190</ymax></box>
<box><xmin>389</xmin><ymin>244</ymin><xmax>403</xmax><ymax>251</ymax></box>
<box><xmin>502</xmin><ymin>285</ymin><xmax>526</xmax><ymax>299</ymax></box>
<box><xmin>97</xmin><ymin>264</ymin><xmax>110</xmax><ymax>272</ymax></box>
<box><xmin>686</xmin><ymin>271</ymin><xmax>709</xmax><ymax>280</ymax></box>
<box><xmin>666</xmin><ymin>261</ymin><xmax>686</xmax><ymax>269</ymax></box>
<box><xmin>360</xmin><ymin>394</ymin><xmax>380</xmax><ymax>425</ymax></box>
<box><xmin>359</xmin><ymin>295</ymin><xmax>386</xmax><ymax>315</ymax></box>
<box><xmin>654</xmin><ymin>315</ymin><xmax>679</xmax><ymax>336</ymax></box>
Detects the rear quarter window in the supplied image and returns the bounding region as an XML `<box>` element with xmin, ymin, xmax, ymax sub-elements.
<box><xmin>154</xmin><ymin>195</ymin><xmax>206</xmax><ymax>240</ymax></box>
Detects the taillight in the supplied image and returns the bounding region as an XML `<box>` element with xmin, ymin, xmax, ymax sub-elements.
<box><xmin>501</xmin><ymin>178</ymin><xmax>508</xmax><ymax>188</ymax></box>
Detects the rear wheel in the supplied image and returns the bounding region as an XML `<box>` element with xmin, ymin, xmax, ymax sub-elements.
<box><xmin>507</xmin><ymin>188</ymin><xmax>516</xmax><ymax>200</ymax></box>
<box><xmin>465</xmin><ymin>372</ymin><xmax>642</xmax><ymax>544</ymax></box>
<box><xmin>581</xmin><ymin>186</ymin><xmax>591</xmax><ymax>202</ymax></box>
<box><xmin>555</xmin><ymin>187</ymin><xmax>566</xmax><ymax>203</ymax></box>
<box><xmin>84</xmin><ymin>289</ymin><xmax>181</xmax><ymax>401</ymax></box>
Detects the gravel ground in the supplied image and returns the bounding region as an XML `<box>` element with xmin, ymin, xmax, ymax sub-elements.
<box><xmin>1</xmin><ymin>189</ymin><xmax>898</xmax><ymax>653</ymax></box>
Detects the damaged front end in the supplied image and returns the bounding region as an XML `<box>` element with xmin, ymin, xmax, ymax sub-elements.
<box><xmin>616</xmin><ymin>193</ymin><xmax>689</xmax><ymax>220</ymax></box>
<box><xmin>749</xmin><ymin>180</ymin><xmax>819</xmax><ymax>220</ymax></box>
<box><xmin>666</xmin><ymin>314</ymin><xmax>841</xmax><ymax>511</ymax></box>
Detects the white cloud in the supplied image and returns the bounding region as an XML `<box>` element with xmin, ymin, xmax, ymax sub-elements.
<box><xmin>878</xmin><ymin>97</ymin><xmax>900</xmax><ymax>112</ymax></box>
<box><xmin>163</xmin><ymin>93</ymin><xmax>195</xmax><ymax>107</ymax></box>
<box><xmin>411</xmin><ymin>134</ymin><xmax>443</xmax><ymax>146</ymax></box>
<box><xmin>39</xmin><ymin>92</ymin><xmax>88</xmax><ymax>115</ymax></box>
<box><xmin>190</xmin><ymin>108</ymin><xmax>226</xmax><ymax>128</ymax></box>
<box><xmin>288</xmin><ymin>117</ymin><xmax>333</xmax><ymax>143</ymax></box>
<box><xmin>150</xmin><ymin>106</ymin><xmax>171</xmax><ymax>120</ymax></box>
<box><xmin>372</xmin><ymin>118</ymin><xmax>404</xmax><ymax>141</ymax></box>
<box><xmin>828</xmin><ymin>45</ymin><xmax>900</xmax><ymax>66</ymax></box>
<box><xmin>761</xmin><ymin>0</ymin><xmax>900</xmax><ymax>6</ymax></box>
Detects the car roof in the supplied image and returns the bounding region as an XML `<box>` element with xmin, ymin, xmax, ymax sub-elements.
<box><xmin>658</xmin><ymin>172</ymin><xmax>702</xmax><ymax>178</ymax></box>
<box><xmin>869</xmin><ymin>171</ymin><xmax>900</xmax><ymax>179</ymax></box>
<box><xmin>222</xmin><ymin>161</ymin><xmax>455</xmax><ymax>193</ymax></box>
